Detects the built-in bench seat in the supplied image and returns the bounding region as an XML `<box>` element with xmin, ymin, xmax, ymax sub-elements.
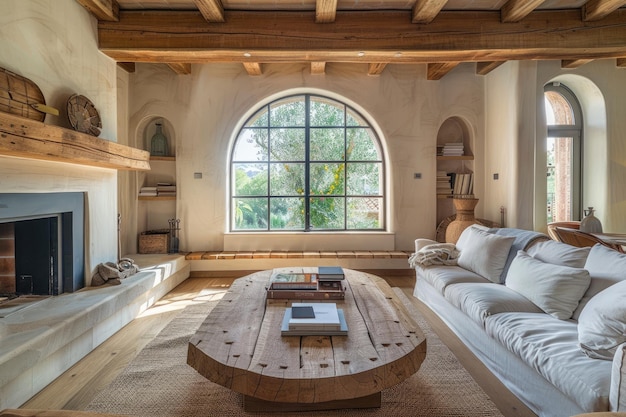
<box><xmin>0</xmin><ymin>255</ymin><xmax>190</xmax><ymax>410</ymax></box>
<box><xmin>185</xmin><ymin>250</ymin><xmax>410</xmax><ymax>260</ymax></box>
<box><xmin>185</xmin><ymin>250</ymin><xmax>412</xmax><ymax>274</ymax></box>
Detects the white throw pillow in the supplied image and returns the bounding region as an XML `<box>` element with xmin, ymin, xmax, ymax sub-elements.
<box><xmin>573</xmin><ymin>244</ymin><xmax>626</xmax><ymax>319</ymax></box>
<box><xmin>457</xmin><ymin>227</ymin><xmax>515</xmax><ymax>283</ymax></box>
<box><xmin>578</xmin><ymin>279</ymin><xmax>626</xmax><ymax>360</ymax></box>
<box><xmin>505</xmin><ymin>251</ymin><xmax>591</xmax><ymax>320</ymax></box>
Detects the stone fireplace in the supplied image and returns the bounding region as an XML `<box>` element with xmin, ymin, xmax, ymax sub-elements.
<box><xmin>0</xmin><ymin>193</ymin><xmax>85</xmax><ymax>295</ymax></box>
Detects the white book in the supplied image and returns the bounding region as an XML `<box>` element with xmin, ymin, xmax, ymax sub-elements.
<box><xmin>288</xmin><ymin>302</ymin><xmax>341</xmax><ymax>331</ymax></box>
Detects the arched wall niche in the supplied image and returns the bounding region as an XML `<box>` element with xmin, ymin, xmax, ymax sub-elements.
<box><xmin>436</xmin><ymin>116</ymin><xmax>473</xmax><ymax>156</ymax></box>
<box><xmin>137</xmin><ymin>116</ymin><xmax>176</xmax><ymax>157</ymax></box>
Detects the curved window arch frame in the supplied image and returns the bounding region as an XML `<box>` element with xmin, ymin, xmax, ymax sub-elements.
<box><xmin>229</xmin><ymin>92</ymin><xmax>387</xmax><ymax>233</ymax></box>
<box><xmin>544</xmin><ymin>82</ymin><xmax>583</xmax><ymax>221</ymax></box>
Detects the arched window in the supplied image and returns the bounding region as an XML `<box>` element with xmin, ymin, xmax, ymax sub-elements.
<box><xmin>544</xmin><ymin>83</ymin><xmax>583</xmax><ymax>223</ymax></box>
<box><xmin>230</xmin><ymin>94</ymin><xmax>385</xmax><ymax>232</ymax></box>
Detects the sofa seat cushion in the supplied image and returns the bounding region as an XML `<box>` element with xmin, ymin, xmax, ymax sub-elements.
<box><xmin>445</xmin><ymin>282</ymin><xmax>542</xmax><ymax>327</ymax></box>
<box><xmin>486</xmin><ymin>312</ymin><xmax>612</xmax><ymax>412</ymax></box>
<box><xmin>419</xmin><ymin>265</ymin><xmax>489</xmax><ymax>295</ymax></box>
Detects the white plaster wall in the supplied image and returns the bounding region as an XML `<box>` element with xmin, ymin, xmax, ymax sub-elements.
<box><xmin>484</xmin><ymin>59</ymin><xmax>626</xmax><ymax>234</ymax></box>
<box><xmin>127</xmin><ymin>62</ymin><xmax>486</xmax><ymax>251</ymax></box>
<box><xmin>0</xmin><ymin>0</ymin><xmax>120</xmax><ymax>283</ymax></box>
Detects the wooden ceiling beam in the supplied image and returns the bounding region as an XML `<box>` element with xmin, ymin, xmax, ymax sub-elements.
<box><xmin>311</xmin><ymin>62</ymin><xmax>326</xmax><ymax>75</ymax></box>
<box><xmin>368</xmin><ymin>63</ymin><xmax>387</xmax><ymax>76</ymax></box>
<box><xmin>98</xmin><ymin>10</ymin><xmax>626</xmax><ymax>64</ymax></box>
<box><xmin>194</xmin><ymin>0</ymin><xmax>225</xmax><ymax>23</ymax></box>
<box><xmin>476</xmin><ymin>61</ymin><xmax>504</xmax><ymax>75</ymax></box>
<box><xmin>583</xmin><ymin>0</ymin><xmax>626</xmax><ymax>21</ymax></box>
<box><xmin>117</xmin><ymin>62</ymin><xmax>135</xmax><ymax>73</ymax></box>
<box><xmin>167</xmin><ymin>63</ymin><xmax>192</xmax><ymax>74</ymax></box>
<box><xmin>412</xmin><ymin>0</ymin><xmax>448</xmax><ymax>24</ymax></box>
<box><xmin>561</xmin><ymin>59</ymin><xmax>594</xmax><ymax>69</ymax></box>
<box><xmin>243</xmin><ymin>62</ymin><xmax>263</xmax><ymax>76</ymax></box>
<box><xmin>427</xmin><ymin>62</ymin><xmax>459</xmax><ymax>80</ymax></box>
<box><xmin>75</xmin><ymin>0</ymin><xmax>119</xmax><ymax>21</ymax></box>
<box><xmin>316</xmin><ymin>0</ymin><xmax>338</xmax><ymax>23</ymax></box>
<box><xmin>501</xmin><ymin>0</ymin><xmax>546</xmax><ymax>23</ymax></box>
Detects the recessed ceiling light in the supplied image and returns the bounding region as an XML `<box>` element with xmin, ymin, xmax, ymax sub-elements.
<box><xmin>357</xmin><ymin>51</ymin><xmax>365</xmax><ymax>57</ymax></box>
<box><xmin>395</xmin><ymin>52</ymin><xmax>403</xmax><ymax>57</ymax></box>
<box><xmin>243</xmin><ymin>52</ymin><xmax>251</xmax><ymax>58</ymax></box>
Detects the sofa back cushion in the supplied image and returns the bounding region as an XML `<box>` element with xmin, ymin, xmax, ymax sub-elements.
<box><xmin>505</xmin><ymin>251</ymin><xmax>591</xmax><ymax>320</ymax></box>
<box><xmin>572</xmin><ymin>244</ymin><xmax>626</xmax><ymax>320</ymax></box>
<box><xmin>526</xmin><ymin>239</ymin><xmax>590</xmax><ymax>268</ymax></box>
<box><xmin>578</xmin><ymin>279</ymin><xmax>626</xmax><ymax>360</ymax></box>
<box><xmin>457</xmin><ymin>226</ymin><xmax>515</xmax><ymax>283</ymax></box>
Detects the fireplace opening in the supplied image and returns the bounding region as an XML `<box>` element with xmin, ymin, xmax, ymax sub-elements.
<box><xmin>0</xmin><ymin>193</ymin><xmax>84</xmax><ymax>296</ymax></box>
<box><xmin>1</xmin><ymin>215</ymin><xmax>64</xmax><ymax>296</ymax></box>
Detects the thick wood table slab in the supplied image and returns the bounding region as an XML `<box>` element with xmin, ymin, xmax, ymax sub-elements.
<box><xmin>187</xmin><ymin>269</ymin><xmax>426</xmax><ymax>412</ymax></box>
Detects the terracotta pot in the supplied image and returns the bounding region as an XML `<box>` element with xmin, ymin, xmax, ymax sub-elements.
<box><xmin>445</xmin><ymin>198</ymin><xmax>479</xmax><ymax>244</ymax></box>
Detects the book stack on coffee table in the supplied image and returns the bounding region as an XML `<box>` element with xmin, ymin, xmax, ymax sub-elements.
<box><xmin>266</xmin><ymin>267</ymin><xmax>345</xmax><ymax>300</ymax></box>
<box><xmin>281</xmin><ymin>302</ymin><xmax>348</xmax><ymax>336</ymax></box>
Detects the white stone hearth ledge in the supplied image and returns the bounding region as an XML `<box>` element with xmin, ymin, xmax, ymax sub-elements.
<box><xmin>0</xmin><ymin>254</ymin><xmax>190</xmax><ymax>410</ymax></box>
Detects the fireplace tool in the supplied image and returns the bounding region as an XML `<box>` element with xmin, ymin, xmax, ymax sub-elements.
<box><xmin>168</xmin><ymin>218</ymin><xmax>180</xmax><ymax>253</ymax></box>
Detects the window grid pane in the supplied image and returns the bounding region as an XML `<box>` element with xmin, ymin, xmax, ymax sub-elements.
<box><xmin>231</xmin><ymin>94</ymin><xmax>384</xmax><ymax>231</ymax></box>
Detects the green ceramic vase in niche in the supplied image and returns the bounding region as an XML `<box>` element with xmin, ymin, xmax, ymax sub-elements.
<box><xmin>150</xmin><ymin>123</ymin><xmax>168</xmax><ymax>156</ymax></box>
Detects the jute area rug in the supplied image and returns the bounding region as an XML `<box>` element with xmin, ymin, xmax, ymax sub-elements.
<box><xmin>86</xmin><ymin>293</ymin><xmax>504</xmax><ymax>417</ymax></box>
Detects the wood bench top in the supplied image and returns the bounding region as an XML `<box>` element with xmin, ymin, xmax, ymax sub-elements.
<box><xmin>187</xmin><ymin>269</ymin><xmax>426</xmax><ymax>410</ymax></box>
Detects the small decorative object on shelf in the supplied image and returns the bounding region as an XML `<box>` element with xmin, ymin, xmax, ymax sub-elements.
<box><xmin>168</xmin><ymin>218</ymin><xmax>180</xmax><ymax>253</ymax></box>
<box><xmin>150</xmin><ymin>122</ymin><xmax>169</xmax><ymax>156</ymax></box>
<box><xmin>67</xmin><ymin>94</ymin><xmax>101</xmax><ymax>136</ymax></box>
<box><xmin>580</xmin><ymin>207</ymin><xmax>603</xmax><ymax>233</ymax></box>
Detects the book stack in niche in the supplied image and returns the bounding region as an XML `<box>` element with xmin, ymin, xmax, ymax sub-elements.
<box><xmin>442</xmin><ymin>142</ymin><xmax>464</xmax><ymax>156</ymax></box>
<box><xmin>157</xmin><ymin>182</ymin><xmax>176</xmax><ymax>197</ymax></box>
<box><xmin>266</xmin><ymin>267</ymin><xmax>345</xmax><ymax>300</ymax></box>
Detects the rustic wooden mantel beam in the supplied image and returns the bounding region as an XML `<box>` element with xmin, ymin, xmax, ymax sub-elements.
<box><xmin>98</xmin><ymin>10</ymin><xmax>626</xmax><ymax>64</ymax></box>
<box><xmin>0</xmin><ymin>113</ymin><xmax>150</xmax><ymax>171</ymax></box>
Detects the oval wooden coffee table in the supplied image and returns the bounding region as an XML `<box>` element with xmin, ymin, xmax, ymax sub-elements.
<box><xmin>187</xmin><ymin>269</ymin><xmax>426</xmax><ymax>412</ymax></box>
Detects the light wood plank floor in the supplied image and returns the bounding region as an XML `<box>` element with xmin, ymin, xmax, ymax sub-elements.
<box><xmin>21</xmin><ymin>272</ymin><xmax>537</xmax><ymax>417</ymax></box>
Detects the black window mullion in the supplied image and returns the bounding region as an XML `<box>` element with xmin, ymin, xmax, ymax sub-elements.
<box><xmin>304</xmin><ymin>95</ymin><xmax>311</xmax><ymax>231</ymax></box>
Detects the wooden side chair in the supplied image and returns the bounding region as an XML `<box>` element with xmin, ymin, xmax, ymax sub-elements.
<box><xmin>553</xmin><ymin>227</ymin><xmax>625</xmax><ymax>253</ymax></box>
<box><xmin>547</xmin><ymin>221</ymin><xmax>581</xmax><ymax>241</ymax></box>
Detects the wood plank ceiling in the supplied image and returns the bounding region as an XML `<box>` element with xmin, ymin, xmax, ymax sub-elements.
<box><xmin>76</xmin><ymin>0</ymin><xmax>626</xmax><ymax>80</ymax></box>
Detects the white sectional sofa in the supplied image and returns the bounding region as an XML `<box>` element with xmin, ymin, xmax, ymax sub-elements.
<box><xmin>411</xmin><ymin>226</ymin><xmax>626</xmax><ymax>417</ymax></box>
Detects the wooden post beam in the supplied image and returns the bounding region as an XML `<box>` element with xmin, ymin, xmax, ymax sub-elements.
<box><xmin>427</xmin><ymin>62</ymin><xmax>459</xmax><ymax>80</ymax></box>
<box><xmin>368</xmin><ymin>63</ymin><xmax>387</xmax><ymax>76</ymax></box>
<box><xmin>583</xmin><ymin>0</ymin><xmax>626</xmax><ymax>22</ymax></box>
<box><xmin>316</xmin><ymin>0</ymin><xmax>337</xmax><ymax>23</ymax></box>
<box><xmin>194</xmin><ymin>0</ymin><xmax>225</xmax><ymax>23</ymax></box>
<box><xmin>501</xmin><ymin>0</ymin><xmax>546</xmax><ymax>23</ymax></box>
<box><xmin>412</xmin><ymin>0</ymin><xmax>448</xmax><ymax>24</ymax></box>
<box><xmin>311</xmin><ymin>62</ymin><xmax>326</xmax><ymax>75</ymax></box>
<box><xmin>476</xmin><ymin>61</ymin><xmax>504</xmax><ymax>75</ymax></box>
<box><xmin>74</xmin><ymin>0</ymin><xmax>119</xmax><ymax>21</ymax></box>
<box><xmin>243</xmin><ymin>62</ymin><xmax>263</xmax><ymax>76</ymax></box>
<box><xmin>561</xmin><ymin>59</ymin><xmax>593</xmax><ymax>69</ymax></box>
<box><xmin>167</xmin><ymin>63</ymin><xmax>192</xmax><ymax>74</ymax></box>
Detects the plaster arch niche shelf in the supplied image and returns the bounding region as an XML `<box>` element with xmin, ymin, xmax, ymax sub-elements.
<box><xmin>136</xmin><ymin>116</ymin><xmax>178</xmax><ymax>238</ymax></box>
<box><xmin>435</xmin><ymin>116</ymin><xmax>475</xmax><ymax>230</ymax></box>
